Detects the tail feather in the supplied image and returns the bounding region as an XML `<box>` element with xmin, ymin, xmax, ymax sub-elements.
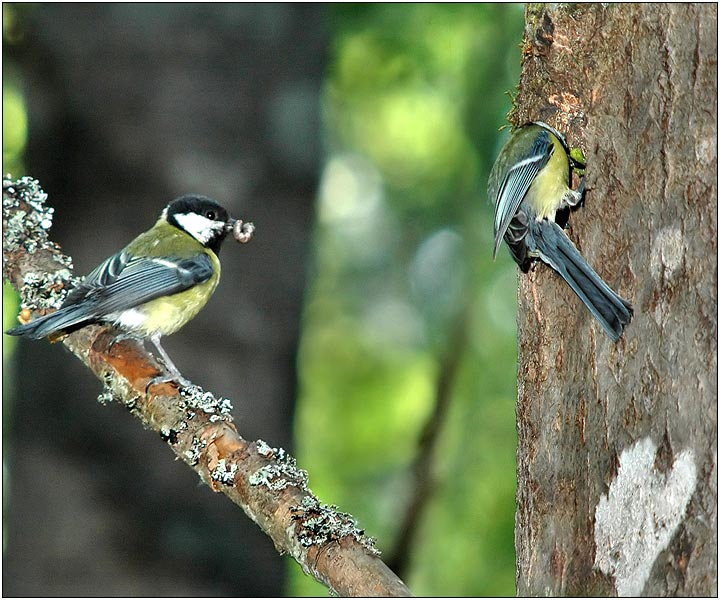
<box><xmin>5</xmin><ymin>305</ymin><xmax>94</xmax><ymax>340</ymax></box>
<box><xmin>530</xmin><ymin>220</ymin><xmax>633</xmax><ymax>342</ymax></box>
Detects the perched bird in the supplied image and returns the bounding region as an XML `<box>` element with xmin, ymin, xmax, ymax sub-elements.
<box><xmin>488</xmin><ymin>121</ymin><xmax>632</xmax><ymax>341</ymax></box>
<box><xmin>7</xmin><ymin>194</ymin><xmax>254</xmax><ymax>385</ymax></box>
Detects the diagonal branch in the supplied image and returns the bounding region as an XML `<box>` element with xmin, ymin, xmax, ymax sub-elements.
<box><xmin>3</xmin><ymin>175</ymin><xmax>412</xmax><ymax>598</ymax></box>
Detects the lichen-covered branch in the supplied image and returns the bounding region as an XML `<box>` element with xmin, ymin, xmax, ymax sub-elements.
<box><xmin>2</xmin><ymin>175</ymin><xmax>412</xmax><ymax>598</ymax></box>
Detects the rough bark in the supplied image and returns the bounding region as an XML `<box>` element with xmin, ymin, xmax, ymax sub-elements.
<box><xmin>3</xmin><ymin>176</ymin><xmax>412</xmax><ymax>598</ymax></box>
<box><xmin>513</xmin><ymin>4</ymin><xmax>717</xmax><ymax>596</ymax></box>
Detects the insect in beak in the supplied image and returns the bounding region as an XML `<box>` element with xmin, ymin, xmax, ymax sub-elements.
<box><xmin>228</xmin><ymin>218</ymin><xmax>255</xmax><ymax>244</ymax></box>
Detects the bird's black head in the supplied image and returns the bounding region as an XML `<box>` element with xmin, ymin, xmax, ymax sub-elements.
<box><xmin>163</xmin><ymin>194</ymin><xmax>233</xmax><ymax>254</ymax></box>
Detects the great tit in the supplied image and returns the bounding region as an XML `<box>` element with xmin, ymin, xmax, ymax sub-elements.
<box><xmin>488</xmin><ymin>121</ymin><xmax>633</xmax><ymax>342</ymax></box>
<box><xmin>6</xmin><ymin>194</ymin><xmax>253</xmax><ymax>384</ymax></box>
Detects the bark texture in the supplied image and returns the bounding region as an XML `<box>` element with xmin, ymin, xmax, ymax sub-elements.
<box><xmin>513</xmin><ymin>4</ymin><xmax>717</xmax><ymax>596</ymax></box>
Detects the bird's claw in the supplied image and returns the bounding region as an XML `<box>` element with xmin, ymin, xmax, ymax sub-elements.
<box><xmin>145</xmin><ymin>373</ymin><xmax>192</xmax><ymax>395</ymax></box>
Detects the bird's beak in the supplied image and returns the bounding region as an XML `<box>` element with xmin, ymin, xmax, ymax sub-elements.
<box><xmin>225</xmin><ymin>217</ymin><xmax>237</xmax><ymax>233</ymax></box>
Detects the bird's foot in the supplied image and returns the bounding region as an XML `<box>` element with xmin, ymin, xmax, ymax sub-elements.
<box><xmin>567</xmin><ymin>177</ymin><xmax>586</xmax><ymax>208</ymax></box>
<box><xmin>108</xmin><ymin>331</ymin><xmax>144</xmax><ymax>353</ymax></box>
<box><xmin>145</xmin><ymin>372</ymin><xmax>193</xmax><ymax>395</ymax></box>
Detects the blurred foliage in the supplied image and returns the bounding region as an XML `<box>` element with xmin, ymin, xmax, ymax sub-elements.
<box><xmin>3</xmin><ymin>282</ymin><xmax>19</xmax><ymax>364</ymax></box>
<box><xmin>292</xmin><ymin>4</ymin><xmax>524</xmax><ymax>596</ymax></box>
<box><xmin>3</xmin><ymin>5</ymin><xmax>27</xmax><ymax>177</ymax></box>
<box><xmin>2</xmin><ymin>2</ymin><xmax>525</xmax><ymax>593</ymax></box>
<box><xmin>2</xmin><ymin>2</ymin><xmax>25</xmax><ymax>554</ymax></box>
<box><xmin>2</xmin><ymin>1</ymin><xmax>25</xmax><ymax>413</ymax></box>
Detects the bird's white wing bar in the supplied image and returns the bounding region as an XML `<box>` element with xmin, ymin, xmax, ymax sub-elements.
<box><xmin>493</xmin><ymin>148</ymin><xmax>552</xmax><ymax>258</ymax></box>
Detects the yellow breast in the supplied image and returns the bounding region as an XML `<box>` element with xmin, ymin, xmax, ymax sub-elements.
<box><xmin>527</xmin><ymin>134</ymin><xmax>571</xmax><ymax>220</ymax></box>
<box><xmin>135</xmin><ymin>250</ymin><xmax>220</xmax><ymax>336</ymax></box>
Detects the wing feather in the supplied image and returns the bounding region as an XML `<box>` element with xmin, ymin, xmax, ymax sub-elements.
<box><xmin>491</xmin><ymin>131</ymin><xmax>554</xmax><ymax>258</ymax></box>
<box><xmin>14</xmin><ymin>252</ymin><xmax>216</xmax><ymax>337</ymax></box>
<box><xmin>73</xmin><ymin>253</ymin><xmax>214</xmax><ymax>316</ymax></box>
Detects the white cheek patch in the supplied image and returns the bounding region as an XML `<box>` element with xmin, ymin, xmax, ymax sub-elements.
<box><xmin>174</xmin><ymin>212</ymin><xmax>225</xmax><ymax>244</ymax></box>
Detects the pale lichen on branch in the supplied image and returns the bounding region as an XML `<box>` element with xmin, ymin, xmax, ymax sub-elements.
<box><xmin>3</xmin><ymin>175</ymin><xmax>76</xmax><ymax>313</ymax></box>
<box><xmin>2</xmin><ymin>175</ymin><xmax>411</xmax><ymax>598</ymax></box>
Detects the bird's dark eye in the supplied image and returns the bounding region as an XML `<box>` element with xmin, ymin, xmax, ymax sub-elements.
<box><xmin>205</xmin><ymin>210</ymin><xmax>217</xmax><ymax>220</ymax></box>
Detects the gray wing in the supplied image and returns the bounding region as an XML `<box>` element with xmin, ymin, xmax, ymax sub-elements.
<box><xmin>490</xmin><ymin>131</ymin><xmax>553</xmax><ymax>258</ymax></box>
<box><xmin>64</xmin><ymin>251</ymin><xmax>214</xmax><ymax>315</ymax></box>
<box><xmin>7</xmin><ymin>251</ymin><xmax>213</xmax><ymax>339</ymax></box>
<box><xmin>63</xmin><ymin>249</ymin><xmax>134</xmax><ymax>305</ymax></box>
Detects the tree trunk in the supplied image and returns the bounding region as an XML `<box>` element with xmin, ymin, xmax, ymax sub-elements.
<box><xmin>513</xmin><ymin>5</ymin><xmax>717</xmax><ymax>596</ymax></box>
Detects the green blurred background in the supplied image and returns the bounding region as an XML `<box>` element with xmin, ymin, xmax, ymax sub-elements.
<box><xmin>4</xmin><ymin>4</ymin><xmax>523</xmax><ymax>596</ymax></box>
<box><xmin>292</xmin><ymin>5</ymin><xmax>522</xmax><ymax>595</ymax></box>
